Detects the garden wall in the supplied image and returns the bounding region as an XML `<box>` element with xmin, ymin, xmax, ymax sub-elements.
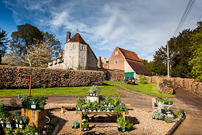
<box><xmin>0</xmin><ymin>65</ymin><xmax>104</xmax><ymax>89</ymax></box>
<box><xmin>151</xmin><ymin>76</ymin><xmax>202</xmax><ymax>95</ymax></box>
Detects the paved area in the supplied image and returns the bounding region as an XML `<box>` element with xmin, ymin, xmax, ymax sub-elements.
<box><xmin>1</xmin><ymin>85</ymin><xmax>202</xmax><ymax>134</ymax></box>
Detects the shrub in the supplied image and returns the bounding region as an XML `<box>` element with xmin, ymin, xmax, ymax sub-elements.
<box><xmin>139</xmin><ymin>74</ymin><xmax>148</xmax><ymax>84</ymax></box>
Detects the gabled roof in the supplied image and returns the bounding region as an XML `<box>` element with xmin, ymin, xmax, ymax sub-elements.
<box><xmin>126</xmin><ymin>59</ymin><xmax>152</xmax><ymax>75</ymax></box>
<box><xmin>69</xmin><ymin>33</ymin><xmax>87</xmax><ymax>44</ymax></box>
<box><xmin>118</xmin><ymin>47</ymin><xmax>142</xmax><ymax>62</ymax></box>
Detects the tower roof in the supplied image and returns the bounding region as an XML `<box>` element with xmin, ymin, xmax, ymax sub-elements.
<box><xmin>69</xmin><ymin>33</ymin><xmax>87</xmax><ymax>44</ymax></box>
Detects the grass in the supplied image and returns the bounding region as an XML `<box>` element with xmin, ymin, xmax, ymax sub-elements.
<box><xmin>0</xmin><ymin>84</ymin><xmax>121</xmax><ymax>97</ymax></box>
<box><xmin>0</xmin><ymin>81</ymin><xmax>174</xmax><ymax>98</ymax></box>
<box><xmin>104</xmin><ymin>81</ymin><xmax>174</xmax><ymax>98</ymax></box>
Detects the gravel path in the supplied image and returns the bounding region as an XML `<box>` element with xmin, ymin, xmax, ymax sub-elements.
<box><xmin>45</xmin><ymin>103</ymin><xmax>175</xmax><ymax>135</ymax></box>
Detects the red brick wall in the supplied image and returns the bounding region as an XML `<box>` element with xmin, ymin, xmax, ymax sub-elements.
<box><xmin>108</xmin><ymin>47</ymin><xmax>125</xmax><ymax>70</ymax></box>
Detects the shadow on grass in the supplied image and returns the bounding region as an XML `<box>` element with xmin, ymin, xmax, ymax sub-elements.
<box><xmin>101</xmin><ymin>82</ymin><xmax>113</xmax><ymax>86</ymax></box>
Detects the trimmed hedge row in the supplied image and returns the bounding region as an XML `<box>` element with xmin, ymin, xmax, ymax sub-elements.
<box><xmin>0</xmin><ymin>65</ymin><xmax>104</xmax><ymax>89</ymax></box>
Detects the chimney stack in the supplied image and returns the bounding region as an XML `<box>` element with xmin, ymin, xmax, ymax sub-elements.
<box><xmin>104</xmin><ymin>57</ymin><xmax>106</xmax><ymax>64</ymax></box>
<box><xmin>98</xmin><ymin>56</ymin><xmax>102</xmax><ymax>68</ymax></box>
<box><xmin>60</xmin><ymin>50</ymin><xmax>63</xmax><ymax>57</ymax></box>
<box><xmin>66</xmin><ymin>31</ymin><xmax>71</xmax><ymax>43</ymax></box>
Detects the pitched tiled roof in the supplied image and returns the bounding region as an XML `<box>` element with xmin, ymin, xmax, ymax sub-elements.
<box><xmin>69</xmin><ymin>33</ymin><xmax>87</xmax><ymax>44</ymax></box>
<box><xmin>126</xmin><ymin>59</ymin><xmax>152</xmax><ymax>75</ymax></box>
<box><xmin>118</xmin><ymin>47</ymin><xmax>142</xmax><ymax>62</ymax></box>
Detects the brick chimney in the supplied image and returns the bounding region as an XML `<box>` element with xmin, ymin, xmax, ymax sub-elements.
<box><xmin>60</xmin><ymin>50</ymin><xmax>63</xmax><ymax>57</ymax></box>
<box><xmin>98</xmin><ymin>56</ymin><xmax>102</xmax><ymax>68</ymax></box>
<box><xmin>104</xmin><ymin>57</ymin><xmax>106</xmax><ymax>64</ymax></box>
<box><xmin>66</xmin><ymin>31</ymin><xmax>71</xmax><ymax>43</ymax></box>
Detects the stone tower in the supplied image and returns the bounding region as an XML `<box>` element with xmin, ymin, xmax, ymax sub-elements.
<box><xmin>48</xmin><ymin>31</ymin><xmax>97</xmax><ymax>70</ymax></box>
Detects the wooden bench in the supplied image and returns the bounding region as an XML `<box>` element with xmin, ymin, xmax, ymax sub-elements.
<box><xmin>59</xmin><ymin>104</ymin><xmax>76</xmax><ymax>113</ymax></box>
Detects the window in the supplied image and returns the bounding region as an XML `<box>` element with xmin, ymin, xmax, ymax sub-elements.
<box><xmin>82</xmin><ymin>45</ymin><xmax>85</xmax><ymax>50</ymax></box>
<box><xmin>114</xmin><ymin>60</ymin><xmax>118</xmax><ymax>65</ymax></box>
<box><xmin>73</xmin><ymin>44</ymin><xmax>75</xmax><ymax>49</ymax></box>
<box><xmin>115</xmin><ymin>51</ymin><xmax>118</xmax><ymax>55</ymax></box>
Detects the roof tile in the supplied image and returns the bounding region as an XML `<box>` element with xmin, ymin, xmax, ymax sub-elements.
<box><xmin>118</xmin><ymin>47</ymin><xmax>142</xmax><ymax>62</ymax></box>
<box><xmin>69</xmin><ymin>33</ymin><xmax>87</xmax><ymax>44</ymax></box>
<box><xmin>126</xmin><ymin>59</ymin><xmax>152</xmax><ymax>75</ymax></box>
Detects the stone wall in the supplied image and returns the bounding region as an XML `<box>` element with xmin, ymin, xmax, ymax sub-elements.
<box><xmin>87</xmin><ymin>47</ymin><xmax>97</xmax><ymax>70</ymax></box>
<box><xmin>151</xmin><ymin>76</ymin><xmax>202</xmax><ymax>95</ymax></box>
<box><xmin>0</xmin><ymin>65</ymin><xmax>104</xmax><ymax>89</ymax></box>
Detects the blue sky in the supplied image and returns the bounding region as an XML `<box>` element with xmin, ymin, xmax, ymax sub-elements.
<box><xmin>1</xmin><ymin>0</ymin><xmax>202</xmax><ymax>61</ymax></box>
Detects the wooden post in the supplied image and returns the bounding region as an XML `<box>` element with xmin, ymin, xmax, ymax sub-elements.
<box><xmin>167</xmin><ymin>41</ymin><xmax>170</xmax><ymax>78</ymax></box>
<box><xmin>80</xmin><ymin>111</ymin><xmax>82</xmax><ymax>130</ymax></box>
<box><xmin>123</xmin><ymin>112</ymin><xmax>126</xmax><ymax>121</ymax></box>
<box><xmin>29</xmin><ymin>75</ymin><xmax>32</xmax><ymax>96</ymax></box>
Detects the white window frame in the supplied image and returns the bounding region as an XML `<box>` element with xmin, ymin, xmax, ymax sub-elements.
<box><xmin>114</xmin><ymin>60</ymin><xmax>118</xmax><ymax>65</ymax></box>
<box><xmin>115</xmin><ymin>51</ymin><xmax>118</xmax><ymax>55</ymax></box>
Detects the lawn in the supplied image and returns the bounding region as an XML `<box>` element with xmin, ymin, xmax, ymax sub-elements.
<box><xmin>0</xmin><ymin>81</ymin><xmax>174</xmax><ymax>97</ymax></box>
<box><xmin>0</xmin><ymin>84</ymin><xmax>121</xmax><ymax>97</ymax></box>
<box><xmin>104</xmin><ymin>81</ymin><xmax>174</xmax><ymax>98</ymax></box>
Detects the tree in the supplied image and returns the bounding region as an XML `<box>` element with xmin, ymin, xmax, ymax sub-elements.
<box><xmin>42</xmin><ymin>32</ymin><xmax>61</xmax><ymax>57</ymax></box>
<box><xmin>10</xmin><ymin>23</ymin><xmax>43</xmax><ymax>58</ymax></box>
<box><xmin>152</xmin><ymin>46</ymin><xmax>167</xmax><ymax>75</ymax></box>
<box><xmin>10</xmin><ymin>23</ymin><xmax>61</xmax><ymax>60</ymax></box>
<box><xmin>0</xmin><ymin>27</ymin><xmax>9</xmax><ymax>64</ymax></box>
<box><xmin>142</xmin><ymin>59</ymin><xmax>155</xmax><ymax>75</ymax></box>
<box><xmin>1</xmin><ymin>52</ymin><xmax>23</xmax><ymax>66</ymax></box>
<box><xmin>168</xmin><ymin>29</ymin><xmax>193</xmax><ymax>78</ymax></box>
<box><xmin>24</xmin><ymin>40</ymin><xmax>53</xmax><ymax>67</ymax></box>
<box><xmin>189</xmin><ymin>22</ymin><xmax>202</xmax><ymax>82</ymax></box>
<box><xmin>0</xmin><ymin>27</ymin><xmax>9</xmax><ymax>56</ymax></box>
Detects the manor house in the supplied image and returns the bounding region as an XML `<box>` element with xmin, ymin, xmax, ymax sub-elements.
<box><xmin>48</xmin><ymin>32</ymin><xmax>97</xmax><ymax>70</ymax></box>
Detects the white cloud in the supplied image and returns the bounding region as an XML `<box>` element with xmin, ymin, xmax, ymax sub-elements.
<box><xmin>3</xmin><ymin>0</ymin><xmax>202</xmax><ymax>61</ymax></box>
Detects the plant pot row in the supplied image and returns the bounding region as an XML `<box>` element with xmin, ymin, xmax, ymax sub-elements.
<box><xmin>22</xmin><ymin>102</ymin><xmax>44</xmax><ymax>110</ymax></box>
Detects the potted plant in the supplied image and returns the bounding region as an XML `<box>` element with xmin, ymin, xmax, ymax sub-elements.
<box><xmin>114</xmin><ymin>96</ymin><xmax>121</xmax><ymax>106</ymax></box>
<box><xmin>114</xmin><ymin>105</ymin><xmax>121</xmax><ymax>114</ymax></box>
<box><xmin>104</xmin><ymin>95</ymin><xmax>112</xmax><ymax>105</ymax></box>
<box><xmin>125</xmin><ymin>122</ymin><xmax>133</xmax><ymax>131</ymax></box>
<box><xmin>152</xmin><ymin>112</ymin><xmax>164</xmax><ymax>120</ymax></box>
<box><xmin>72</xmin><ymin>121</ymin><xmax>80</xmax><ymax>129</ymax></box>
<box><xmin>88</xmin><ymin>86</ymin><xmax>97</xmax><ymax>96</ymax></box>
<box><xmin>117</xmin><ymin>116</ymin><xmax>127</xmax><ymax>132</ymax></box>
<box><xmin>38</xmin><ymin>96</ymin><xmax>48</xmax><ymax>110</ymax></box>
<box><xmin>164</xmin><ymin>116</ymin><xmax>173</xmax><ymax>123</ymax></box>
<box><xmin>6</xmin><ymin>118</ymin><xmax>14</xmax><ymax>129</ymax></box>
<box><xmin>76</xmin><ymin>97</ymin><xmax>83</xmax><ymax>111</ymax></box>
<box><xmin>20</xmin><ymin>95</ymin><xmax>28</xmax><ymax>108</ymax></box>
<box><xmin>92</xmin><ymin>102</ymin><xmax>97</xmax><ymax>112</ymax></box>
<box><xmin>82</xmin><ymin>122</ymin><xmax>89</xmax><ymax>131</ymax></box>
<box><xmin>30</xmin><ymin>96</ymin><xmax>39</xmax><ymax>110</ymax></box>
<box><xmin>0</xmin><ymin>117</ymin><xmax>5</xmax><ymax>128</ymax></box>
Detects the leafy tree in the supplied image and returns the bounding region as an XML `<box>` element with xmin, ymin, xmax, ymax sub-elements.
<box><xmin>168</xmin><ymin>29</ymin><xmax>193</xmax><ymax>78</ymax></box>
<box><xmin>189</xmin><ymin>22</ymin><xmax>202</xmax><ymax>82</ymax></box>
<box><xmin>10</xmin><ymin>23</ymin><xmax>61</xmax><ymax>60</ymax></box>
<box><xmin>142</xmin><ymin>59</ymin><xmax>155</xmax><ymax>75</ymax></box>
<box><xmin>24</xmin><ymin>40</ymin><xmax>53</xmax><ymax>67</ymax></box>
<box><xmin>10</xmin><ymin>23</ymin><xmax>43</xmax><ymax>58</ymax></box>
<box><xmin>152</xmin><ymin>46</ymin><xmax>167</xmax><ymax>75</ymax></box>
<box><xmin>0</xmin><ymin>27</ymin><xmax>9</xmax><ymax>56</ymax></box>
<box><xmin>42</xmin><ymin>32</ymin><xmax>61</xmax><ymax>58</ymax></box>
<box><xmin>1</xmin><ymin>52</ymin><xmax>23</xmax><ymax>66</ymax></box>
<box><xmin>0</xmin><ymin>27</ymin><xmax>9</xmax><ymax>64</ymax></box>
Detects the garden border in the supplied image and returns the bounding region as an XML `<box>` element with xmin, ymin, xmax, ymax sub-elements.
<box><xmin>166</xmin><ymin>116</ymin><xmax>186</xmax><ymax>135</ymax></box>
